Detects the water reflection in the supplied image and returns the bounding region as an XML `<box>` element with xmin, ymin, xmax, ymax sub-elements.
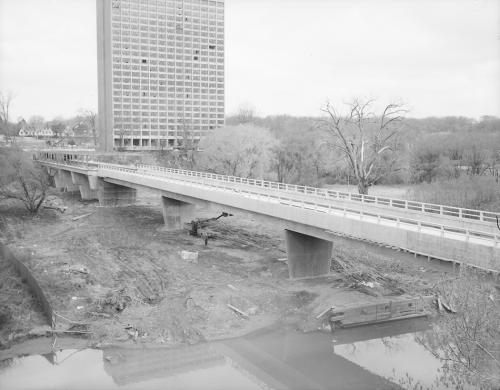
<box><xmin>0</xmin><ymin>318</ymin><xmax>442</xmax><ymax>390</ymax></box>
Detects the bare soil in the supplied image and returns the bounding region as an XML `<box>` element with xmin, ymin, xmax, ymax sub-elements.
<box><xmin>0</xmin><ymin>189</ymin><xmax>448</xmax><ymax>357</ymax></box>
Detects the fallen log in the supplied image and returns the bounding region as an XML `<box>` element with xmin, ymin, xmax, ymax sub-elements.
<box><xmin>72</xmin><ymin>213</ymin><xmax>92</xmax><ymax>221</ymax></box>
<box><xmin>227</xmin><ymin>304</ymin><xmax>249</xmax><ymax>318</ymax></box>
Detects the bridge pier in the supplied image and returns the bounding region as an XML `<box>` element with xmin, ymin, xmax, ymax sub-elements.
<box><xmin>55</xmin><ymin>169</ymin><xmax>80</xmax><ymax>193</ymax></box>
<box><xmin>97</xmin><ymin>178</ymin><xmax>137</xmax><ymax>206</ymax></box>
<box><xmin>161</xmin><ymin>196</ymin><xmax>196</xmax><ymax>230</ymax></box>
<box><xmin>285</xmin><ymin>230</ymin><xmax>333</xmax><ymax>279</ymax></box>
<box><xmin>71</xmin><ymin>172</ymin><xmax>98</xmax><ymax>200</ymax></box>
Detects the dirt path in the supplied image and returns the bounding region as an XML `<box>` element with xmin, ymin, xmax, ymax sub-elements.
<box><xmin>0</xmin><ymin>190</ymin><xmax>448</xmax><ymax>356</ymax></box>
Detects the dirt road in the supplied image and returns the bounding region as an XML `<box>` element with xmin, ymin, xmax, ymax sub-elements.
<box><xmin>0</xmin><ymin>189</ymin><xmax>447</xmax><ymax>353</ymax></box>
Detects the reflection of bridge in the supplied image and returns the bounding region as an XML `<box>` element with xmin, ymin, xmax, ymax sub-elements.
<box><xmin>101</xmin><ymin>344</ymin><xmax>226</xmax><ymax>387</ymax></box>
<box><xmin>98</xmin><ymin>318</ymin><xmax>431</xmax><ymax>390</ymax></box>
<box><xmin>36</xmin><ymin>152</ymin><xmax>500</xmax><ymax>278</ymax></box>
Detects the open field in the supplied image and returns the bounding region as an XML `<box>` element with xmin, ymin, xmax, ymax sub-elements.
<box><xmin>0</xmin><ymin>188</ymin><xmax>448</xmax><ymax>353</ymax></box>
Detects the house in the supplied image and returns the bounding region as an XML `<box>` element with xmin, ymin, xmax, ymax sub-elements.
<box><xmin>72</xmin><ymin>121</ymin><xmax>90</xmax><ymax>137</ymax></box>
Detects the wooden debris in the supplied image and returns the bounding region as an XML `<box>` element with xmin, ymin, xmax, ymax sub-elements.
<box><xmin>90</xmin><ymin>312</ymin><xmax>111</xmax><ymax>318</ymax></box>
<box><xmin>437</xmin><ymin>296</ymin><xmax>444</xmax><ymax>312</ymax></box>
<box><xmin>72</xmin><ymin>213</ymin><xmax>92</xmax><ymax>221</ymax></box>
<box><xmin>324</xmin><ymin>296</ymin><xmax>434</xmax><ymax>328</ymax></box>
<box><xmin>43</xmin><ymin>205</ymin><xmax>67</xmax><ymax>213</ymax></box>
<box><xmin>47</xmin><ymin>330</ymin><xmax>94</xmax><ymax>334</ymax></box>
<box><xmin>227</xmin><ymin>304</ymin><xmax>249</xmax><ymax>318</ymax></box>
<box><xmin>316</xmin><ymin>307</ymin><xmax>333</xmax><ymax>319</ymax></box>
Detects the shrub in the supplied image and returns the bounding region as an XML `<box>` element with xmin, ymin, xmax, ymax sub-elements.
<box><xmin>406</xmin><ymin>176</ymin><xmax>500</xmax><ymax>211</ymax></box>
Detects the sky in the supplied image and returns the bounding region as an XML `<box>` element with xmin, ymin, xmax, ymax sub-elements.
<box><xmin>0</xmin><ymin>0</ymin><xmax>499</xmax><ymax>122</ymax></box>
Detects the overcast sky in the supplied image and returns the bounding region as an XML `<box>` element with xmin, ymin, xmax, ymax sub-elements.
<box><xmin>0</xmin><ymin>0</ymin><xmax>499</xmax><ymax>122</ymax></box>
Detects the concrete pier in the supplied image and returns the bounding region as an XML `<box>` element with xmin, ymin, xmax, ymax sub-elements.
<box><xmin>285</xmin><ymin>230</ymin><xmax>333</xmax><ymax>279</ymax></box>
<box><xmin>53</xmin><ymin>173</ymin><xmax>65</xmax><ymax>191</ymax></box>
<box><xmin>58</xmin><ymin>169</ymin><xmax>80</xmax><ymax>193</ymax></box>
<box><xmin>161</xmin><ymin>196</ymin><xmax>196</xmax><ymax>230</ymax></box>
<box><xmin>71</xmin><ymin>172</ymin><xmax>98</xmax><ymax>200</ymax></box>
<box><xmin>97</xmin><ymin>178</ymin><xmax>137</xmax><ymax>206</ymax></box>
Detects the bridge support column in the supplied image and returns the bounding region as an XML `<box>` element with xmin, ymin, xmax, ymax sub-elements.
<box><xmin>285</xmin><ymin>230</ymin><xmax>333</xmax><ymax>279</ymax></box>
<box><xmin>71</xmin><ymin>172</ymin><xmax>98</xmax><ymax>200</ymax></box>
<box><xmin>53</xmin><ymin>170</ymin><xmax>65</xmax><ymax>190</ymax></box>
<box><xmin>161</xmin><ymin>196</ymin><xmax>196</xmax><ymax>230</ymax></box>
<box><xmin>97</xmin><ymin>178</ymin><xmax>137</xmax><ymax>206</ymax></box>
<box><xmin>58</xmin><ymin>170</ymin><xmax>80</xmax><ymax>193</ymax></box>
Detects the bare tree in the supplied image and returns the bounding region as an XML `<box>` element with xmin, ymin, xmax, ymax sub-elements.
<box><xmin>319</xmin><ymin>97</ymin><xmax>410</xmax><ymax>194</ymax></box>
<box><xmin>230</xmin><ymin>102</ymin><xmax>259</xmax><ymax>125</ymax></box>
<box><xmin>28</xmin><ymin>115</ymin><xmax>45</xmax><ymax>133</ymax></box>
<box><xmin>79</xmin><ymin>108</ymin><xmax>98</xmax><ymax>146</ymax></box>
<box><xmin>0</xmin><ymin>146</ymin><xmax>56</xmax><ymax>215</ymax></box>
<box><xmin>0</xmin><ymin>89</ymin><xmax>16</xmax><ymax>123</ymax></box>
<box><xmin>197</xmin><ymin>124</ymin><xmax>276</xmax><ymax>178</ymax></box>
<box><xmin>115</xmin><ymin>125</ymin><xmax>130</xmax><ymax>150</ymax></box>
<box><xmin>0</xmin><ymin>89</ymin><xmax>18</xmax><ymax>144</ymax></box>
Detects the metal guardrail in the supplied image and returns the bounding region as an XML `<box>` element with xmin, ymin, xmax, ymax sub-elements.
<box><xmin>35</xmin><ymin>152</ymin><xmax>500</xmax><ymax>225</ymax></box>
<box><xmin>136</xmin><ymin>164</ymin><xmax>500</xmax><ymax>225</ymax></box>
<box><xmin>100</xmin><ymin>164</ymin><xmax>500</xmax><ymax>249</ymax></box>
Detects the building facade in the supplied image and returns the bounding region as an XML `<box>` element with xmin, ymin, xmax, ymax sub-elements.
<box><xmin>96</xmin><ymin>0</ymin><xmax>225</xmax><ymax>151</ymax></box>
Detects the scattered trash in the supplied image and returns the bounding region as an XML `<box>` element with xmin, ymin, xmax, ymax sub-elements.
<box><xmin>70</xmin><ymin>266</ymin><xmax>89</xmax><ymax>275</ymax></box>
<box><xmin>180</xmin><ymin>251</ymin><xmax>199</xmax><ymax>260</ymax></box>
<box><xmin>246</xmin><ymin>307</ymin><xmax>258</xmax><ymax>315</ymax></box>
<box><xmin>71</xmin><ymin>297</ymin><xmax>78</xmax><ymax>300</ymax></box>
<box><xmin>91</xmin><ymin>312</ymin><xmax>111</xmax><ymax>318</ymax></box>
<box><xmin>360</xmin><ymin>281</ymin><xmax>374</xmax><ymax>288</ymax></box>
<box><xmin>228</xmin><ymin>284</ymin><xmax>239</xmax><ymax>291</ymax></box>
<box><xmin>277</xmin><ymin>258</ymin><xmax>287</xmax><ymax>262</ymax></box>
<box><xmin>76</xmin><ymin>306</ymin><xmax>83</xmax><ymax>310</ymax></box>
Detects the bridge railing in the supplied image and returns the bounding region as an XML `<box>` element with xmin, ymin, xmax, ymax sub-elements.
<box><xmin>35</xmin><ymin>151</ymin><xmax>92</xmax><ymax>168</ymax></box>
<box><xmin>101</xmin><ymin>164</ymin><xmax>500</xmax><ymax>251</ymax></box>
<box><xmin>35</xmin><ymin>152</ymin><xmax>500</xmax><ymax>225</ymax></box>
<box><xmin>135</xmin><ymin>164</ymin><xmax>500</xmax><ymax>225</ymax></box>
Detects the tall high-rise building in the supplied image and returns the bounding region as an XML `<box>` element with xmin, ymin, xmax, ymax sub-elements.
<box><xmin>96</xmin><ymin>0</ymin><xmax>225</xmax><ymax>151</ymax></box>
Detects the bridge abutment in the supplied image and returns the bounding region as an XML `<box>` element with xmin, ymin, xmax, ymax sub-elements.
<box><xmin>161</xmin><ymin>196</ymin><xmax>196</xmax><ymax>230</ymax></box>
<box><xmin>285</xmin><ymin>230</ymin><xmax>333</xmax><ymax>279</ymax></box>
<box><xmin>71</xmin><ymin>172</ymin><xmax>98</xmax><ymax>200</ymax></box>
<box><xmin>97</xmin><ymin>178</ymin><xmax>137</xmax><ymax>206</ymax></box>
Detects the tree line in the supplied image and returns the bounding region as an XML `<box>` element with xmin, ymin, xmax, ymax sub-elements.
<box><xmin>195</xmin><ymin>100</ymin><xmax>499</xmax><ymax>199</ymax></box>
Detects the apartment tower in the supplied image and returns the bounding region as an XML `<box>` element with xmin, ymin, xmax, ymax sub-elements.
<box><xmin>96</xmin><ymin>0</ymin><xmax>225</xmax><ymax>151</ymax></box>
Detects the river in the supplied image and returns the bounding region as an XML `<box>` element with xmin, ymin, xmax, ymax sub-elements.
<box><xmin>0</xmin><ymin>317</ymin><xmax>449</xmax><ymax>390</ymax></box>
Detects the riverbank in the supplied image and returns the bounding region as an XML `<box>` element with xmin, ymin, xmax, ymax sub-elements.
<box><xmin>0</xmin><ymin>190</ymin><xmax>449</xmax><ymax>359</ymax></box>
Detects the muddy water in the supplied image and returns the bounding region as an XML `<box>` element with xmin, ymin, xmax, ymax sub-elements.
<box><xmin>0</xmin><ymin>317</ymin><xmax>447</xmax><ymax>390</ymax></box>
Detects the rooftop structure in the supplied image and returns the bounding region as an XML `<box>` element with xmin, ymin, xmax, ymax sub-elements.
<box><xmin>96</xmin><ymin>0</ymin><xmax>225</xmax><ymax>151</ymax></box>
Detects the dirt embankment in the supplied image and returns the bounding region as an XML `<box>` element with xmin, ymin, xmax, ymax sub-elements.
<box><xmin>0</xmin><ymin>190</ymin><xmax>448</xmax><ymax>355</ymax></box>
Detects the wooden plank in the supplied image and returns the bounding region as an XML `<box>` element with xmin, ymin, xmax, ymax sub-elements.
<box><xmin>330</xmin><ymin>296</ymin><xmax>435</xmax><ymax>327</ymax></box>
<box><xmin>341</xmin><ymin>312</ymin><xmax>429</xmax><ymax>327</ymax></box>
<box><xmin>227</xmin><ymin>304</ymin><xmax>249</xmax><ymax>318</ymax></box>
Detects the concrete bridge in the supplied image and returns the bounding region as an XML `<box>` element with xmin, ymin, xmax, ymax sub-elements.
<box><xmin>36</xmin><ymin>152</ymin><xmax>500</xmax><ymax>278</ymax></box>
